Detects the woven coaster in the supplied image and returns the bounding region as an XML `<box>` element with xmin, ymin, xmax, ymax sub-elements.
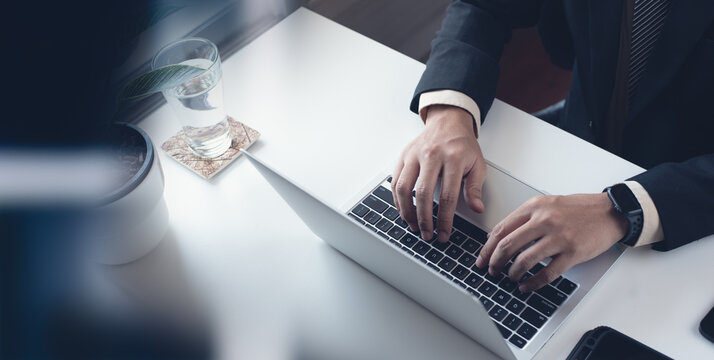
<box><xmin>161</xmin><ymin>116</ymin><xmax>260</xmax><ymax>179</ymax></box>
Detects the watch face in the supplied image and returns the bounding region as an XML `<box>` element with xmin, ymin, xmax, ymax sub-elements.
<box><xmin>611</xmin><ymin>184</ymin><xmax>640</xmax><ymax>213</ymax></box>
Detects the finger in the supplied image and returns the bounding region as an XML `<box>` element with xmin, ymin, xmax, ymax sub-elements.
<box><xmin>462</xmin><ymin>158</ymin><xmax>487</xmax><ymax>213</ymax></box>
<box><xmin>394</xmin><ymin>160</ymin><xmax>420</xmax><ymax>232</ymax></box>
<box><xmin>487</xmin><ymin>219</ymin><xmax>544</xmax><ymax>276</ymax></box>
<box><xmin>435</xmin><ymin>161</ymin><xmax>464</xmax><ymax>243</ymax></box>
<box><xmin>508</xmin><ymin>237</ymin><xmax>560</xmax><ymax>285</ymax></box>
<box><xmin>519</xmin><ymin>255</ymin><xmax>573</xmax><ymax>293</ymax></box>
<box><xmin>475</xmin><ymin>207</ymin><xmax>531</xmax><ymax>268</ymax></box>
<box><xmin>391</xmin><ymin>160</ymin><xmax>405</xmax><ymax>212</ymax></box>
<box><xmin>414</xmin><ymin>159</ymin><xmax>441</xmax><ymax>241</ymax></box>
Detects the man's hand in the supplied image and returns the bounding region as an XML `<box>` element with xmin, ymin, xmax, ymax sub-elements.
<box><xmin>476</xmin><ymin>193</ymin><xmax>629</xmax><ymax>292</ymax></box>
<box><xmin>391</xmin><ymin>105</ymin><xmax>487</xmax><ymax>243</ymax></box>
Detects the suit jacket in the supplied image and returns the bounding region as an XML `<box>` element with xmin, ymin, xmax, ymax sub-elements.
<box><xmin>411</xmin><ymin>0</ymin><xmax>714</xmax><ymax>251</ymax></box>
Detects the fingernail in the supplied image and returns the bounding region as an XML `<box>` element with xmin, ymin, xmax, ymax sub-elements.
<box><xmin>486</xmin><ymin>232</ymin><xmax>490</xmax><ymax>238</ymax></box>
<box><xmin>519</xmin><ymin>284</ymin><xmax>529</xmax><ymax>293</ymax></box>
<box><xmin>421</xmin><ymin>231</ymin><xmax>430</xmax><ymax>241</ymax></box>
<box><xmin>475</xmin><ymin>256</ymin><xmax>484</xmax><ymax>268</ymax></box>
<box><xmin>475</xmin><ymin>199</ymin><xmax>484</xmax><ymax>212</ymax></box>
<box><xmin>409</xmin><ymin>224</ymin><xmax>418</xmax><ymax>232</ymax></box>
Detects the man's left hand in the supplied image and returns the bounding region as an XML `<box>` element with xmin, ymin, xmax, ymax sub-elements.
<box><xmin>475</xmin><ymin>193</ymin><xmax>629</xmax><ymax>292</ymax></box>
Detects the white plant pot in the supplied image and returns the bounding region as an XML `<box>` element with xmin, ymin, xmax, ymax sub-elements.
<box><xmin>93</xmin><ymin>124</ymin><xmax>168</xmax><ymax>265</ymax></box>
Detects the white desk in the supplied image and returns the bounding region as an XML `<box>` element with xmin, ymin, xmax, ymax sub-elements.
<box><xmin>134</xmin><ymin>8</ymin><xmax>714</xmax><ymax>359</ymax></box>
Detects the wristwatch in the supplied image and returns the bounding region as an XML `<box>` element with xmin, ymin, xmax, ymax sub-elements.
<box><xmin>604</xmin><ymin>183</ymin><xmax>643</xmax><ymax>246</ymax></box>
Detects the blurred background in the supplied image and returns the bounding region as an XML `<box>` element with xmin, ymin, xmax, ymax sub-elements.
<box><xmin>1</xmin><ymin>1</ymin><xmax>570</xmax><ymax>359</ymax></box>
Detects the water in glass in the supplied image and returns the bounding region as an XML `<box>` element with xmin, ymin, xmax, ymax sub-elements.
<box><xmin>164</xmin><ymin>58</ymin><xmax>232</xmax><ymax>158</ymax></box>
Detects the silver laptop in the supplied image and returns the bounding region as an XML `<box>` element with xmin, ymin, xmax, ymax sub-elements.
<box><xmin>241</xmin><ymin>149</ymin><xmax>624</xmax><ymax>360</ymax></box>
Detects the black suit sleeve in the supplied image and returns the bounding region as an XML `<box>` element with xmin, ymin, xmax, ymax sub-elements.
<box><xmin>410</xmin><ymin>0</ymin><xmax>545</xmax><ymax>120</ymax></box>
<box><xmin>629</xmin><ymin>154</ymin><xmax>714</xmax><ymax>251</ymax></box>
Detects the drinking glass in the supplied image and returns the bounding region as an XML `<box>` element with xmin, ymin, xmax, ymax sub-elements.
<box><xmin>152</xmin><ymin>38</ymin><xmax>232</xmax><ymax>158</ymax></box>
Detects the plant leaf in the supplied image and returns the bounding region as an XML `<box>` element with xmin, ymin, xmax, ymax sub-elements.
<box><xmin>119</xmin><ymin>64</ymin><xmax>205</xmax><ymax>102</ymax></box>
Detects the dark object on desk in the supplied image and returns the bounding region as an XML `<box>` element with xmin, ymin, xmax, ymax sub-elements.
<box><xmin>700</xmin><ymin>305</ymin><xmax>714</xmax><ymax>343</ymax></box>
<box><xmin>566</xmin><ymin>326</ymin><xmax>671</xmax><ymax>360</ymax></box>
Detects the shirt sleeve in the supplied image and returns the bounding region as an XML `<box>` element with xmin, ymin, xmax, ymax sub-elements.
<box><xmin>418</xmin><ymin>90</ymin><xmax>481</xmax><ymax>138</ymax></box>
<box><xmin>623</xmin><ymin>180</ymin><xmax>664</xmax><ymax>247</ymax></box>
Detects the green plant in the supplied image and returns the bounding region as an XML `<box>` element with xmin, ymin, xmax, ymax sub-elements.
<box><xmin>119</xmin><ymin>64</ymin><xmax>205</xmax><ymax>102</ymax></box>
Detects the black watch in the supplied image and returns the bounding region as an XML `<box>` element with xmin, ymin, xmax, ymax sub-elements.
<box><xmin>604</xmin><ymin>183</ymin><xmax>643</xmax><ymax>246</ymax></box>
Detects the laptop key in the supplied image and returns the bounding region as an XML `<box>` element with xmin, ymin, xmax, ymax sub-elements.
<box><xmin>394</xmin><ymin>217</ymin><xmax>408</xmax><ymax>229</ymax></box>
<box><xmin>458</xmin><ymin>253</ymin><xmax>477</xmax><ymax>267</ymax></box>
<box><xmin>383</xmin><ymin>207</ymin><xmax>400</xmax><ymax>221</ymax></box>
<box><xmin>492</xmin><ymin>290</ymin><xmax>512</xmax><ymax>306</ymax></box>
<box><xmin>505</xmin><ymin>299</ymin><xmax>526</xmax><ymax>315</ymax></box>
<box><xmin>445</xmin><ymin>244</ymin><xmax>464</xmax><ymax>259</ymax></box>
<box><xmin>472</xmin><ymin>263</ymin><xmax>488</xmax><ymax>275</ymax></box>
<box><xmin>451</xmin><ymin>265</ymin><xmax>469</xmax><ymax>280</ymax></box>
<box><xmin>438</xmin><ymin>257</ymin><xmax>457</xmax><ymax>272</ymax></box>
<box><xmin>512</xmin><ymin>288</ymin><xmax>531</xmax><ymax>302</ymax></box>
<box><xmin>517</xmin><ymin>323</ymin><xmax>537</xmax><ymax>340</ymax></box>
<box><xmin>499</xmin><ymin>278</ymin><xmax>518</xmax><ymax>293</ymax></box>
<box><xmin>387</xmin><ymin>227</ymin><xmax>406</xmax><ymax>240</ymax></box>
<box><xmin>376</xmin><ymin>218</ymin><xmax>393</xmax><ymax>232</ymax></box>
<box><xmin>480</xmin><ymin>297</ymin><xmax>494</xmax><ymax>311</ymax></box>
<box><xmin>351</xmin><ymin>204</ymin><xmax>369</xmax><ymax>217</ymax></box>
<box><xmin>529</xmin><ymin>262</ymin><xmax>545</xmax><ymax>274</ymax></box>
<box><xmin>365</xmin><ymin>224</ymin><xmax>378</xmax><ymax>233</ymax></box>
<box><xmin>453</xmin><ymin>280</ymin><xmax>468</xmax><ymax>289</ymax></box>
<box><xmin>427</xmin><ymin>263</ymin><xmax>440</xmax><ymax>272</ymax></box>
<box><xmin>527</xmin><ymin>294</ymin><xmax>557</xmax><ymax>317</ymax></box>
<box><xmin>412</xmin><ymin>241</ymin><xmax>430</xmax><ymax>255</ymax></box>
<box><xmin>462</xmin><ymin>239</ymin><xmax>480</xmax><ymax>253</ymax></box>
<box><xmin>494</xmin><ymin>322</ymin><xmax>511</xmax><ymax>338</ymax></box>
<box><xmin>433</xmin><ymin>239</ymin><xmax>449</xmax><ymax>251</ymax></box>
<box><xmin>364</xmin><ymin>211</ymin><xmax>381</xmax><ymax>225</ymax></box>
<box><xmin>440</xmin><ymin>270</ymin><xmax>454</xmax><ymax>281</ymax></box>
<box><xmin>449</xmin><ymin>231</ymin><xmax>467</xmax><ymax>246</ymax></box>
<box><xmin>425</xmin><ymin>249</ymin><xmax>444</xmax><ymax>263</ymax></box>
<box><xmin>502</xmin><ymin>261</ymin><xmax>513</xmax><ymax>276</ymax></box>
<box><xmin>465</xmin><ymin>273</ymin><xmax>483</xmax><ymax>288</ymax></box>
<box><xmin>478</xmin><ymin>282</ymin><xmax>497</xmax><ymax>297</ymax></box>
<box><xmin>536</xmin><ymin>285</ymin><xmax>567</xmax><ymax>305</ymax></box>
<box><xmin>363</xmin><ymin>195</ymin><xmax>388</xmax><ymax>213</ymax></box>
<box><xmin>503</xmin><ymin>314</ymin><xmax>523</xmax><ymax>331</ymax></box>
<box><xmin>557</xmin><ymin>278</ymin><xmax>578</xmax><ymax>295</ymax></box>
<box><xmin>348</xmin><ymin>213</ymin><xmax>365</xmax><ymax>224</ymax></box>
<box><xmin>403</xmin><ymin>249</ymin><xmax>415</xmax><ymax>256</ymax></box>
<box><xmin>372</xmin><ymin>186</ymin><xmax>395</xmax><ymax>207</ymax></box>
<box><xmin>467</xmin><ymin>287</ymin><xmax>479</xmax><ymax>297</ymax></box>
<box><xmin>400</xmin><ymin>234</ymin><xmax>418</xmax><ymax>248</ymax></box>
<box><xmin>453</xmin><ymin>214</ymin><xmax>488</xmax><ymax>242</ymax></box>
<box><xmin>485</xmin><ymin>272</ymin><xmax>504</xmax><ymax>284</ymax></box>
<box><xmin>521</xmin><ymin>307</ymin><xmax>547</xmax><ymax>328</ymax></box>
<box><xmin>378</xmin><ymin>232</ymin><xmax>389</xmax><ymax>240</ymax></box>
<box><xmin>509</xmin><ymin>334</ymin><xmax>527</xmax><ymax>349</ymax></box>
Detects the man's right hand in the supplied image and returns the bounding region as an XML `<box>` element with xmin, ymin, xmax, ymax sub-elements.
<box><xmin>391</xmin><ymin>105</ymin><xmax>487</xmax><ymax>243</ymax></box>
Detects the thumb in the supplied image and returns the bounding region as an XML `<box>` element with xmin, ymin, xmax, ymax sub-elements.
<box><xmin>463</xmin><ymin>162</ymin><xmax>486</xmax><ymax>213</ymax></box>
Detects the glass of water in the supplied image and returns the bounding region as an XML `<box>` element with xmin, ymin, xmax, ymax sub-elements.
<box><xmin>152</xmin><ymin>38</ymin><xmax>232</xmax><ymax>158</ymax></box>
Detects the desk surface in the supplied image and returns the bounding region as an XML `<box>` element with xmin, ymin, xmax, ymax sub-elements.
<box><xmin>135</xmin><ymin>8</ymin><xmax>714</xmax><ymax>359</ymax></box>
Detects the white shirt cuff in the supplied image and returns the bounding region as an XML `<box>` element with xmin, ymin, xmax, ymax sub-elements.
<box><xmin>623</xmin><ymin>180</ymin><xmax>664</xmax><ymax>247</ymax></box>
<box><xmin>418</xmin><ymin>90</ymin><xmax>481</xmax><ymax>138</ymax></box>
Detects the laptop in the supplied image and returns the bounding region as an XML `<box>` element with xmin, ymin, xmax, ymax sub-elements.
<box><xmin>241</xmin><ymin>149</ymin><xmax>624</xmax><ymax>360</ymax></box>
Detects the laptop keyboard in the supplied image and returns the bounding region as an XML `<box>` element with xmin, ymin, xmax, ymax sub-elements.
<box><xmin>347</xmin><ymin>180</ymin><xmax>578</xmax><ymax>349</ymax></box>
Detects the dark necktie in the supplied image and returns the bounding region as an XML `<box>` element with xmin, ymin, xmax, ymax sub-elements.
<box><xmin>607</xmin><ymin>0</ymin><xmax>671</xmax><ymax>153</ymax></box>
<box><xmin>628</xmin><ymin>0</ymin><xmax>672</xmax><ymax>101</ymax></box>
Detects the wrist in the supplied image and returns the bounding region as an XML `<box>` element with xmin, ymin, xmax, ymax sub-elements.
<box><xmin>597</xmin><ymin>192</ymin><xmax>629</xmax><ymax>242</ymax></box>
<box><xmin>424</xmin><ymin>105</ymin><xmax>476</xmax><ymax>134</ymax></box>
